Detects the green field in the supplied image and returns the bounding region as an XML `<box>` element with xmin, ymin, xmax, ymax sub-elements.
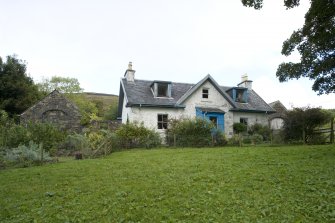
<box><xmin>1</xmin><ymin>145</ymin><xmax>334</xmax><ymax>222</ymax></box>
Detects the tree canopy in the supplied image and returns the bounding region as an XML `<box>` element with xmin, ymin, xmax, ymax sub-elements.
<box><xmin>0</xmin><ymin>55</ymin><xmax>42</xmax><ymax>117</ymax></box>
<box><xmin>242</xmin><ymin>0</ymin><xmax>335</xmax><ymax>95</ymax></box>
<box><xmin>37</xmin><ymin>76</ymin><xmax>83</xmax><ymax>94</ymax></box>
<box><xmin>283</xmin><ymin>106</ymin><xmax>330</xmax><ymax>143</ymax></box>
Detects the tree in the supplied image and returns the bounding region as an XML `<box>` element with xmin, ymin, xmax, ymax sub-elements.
<box><xmin>283</xmin><ymin>106</ymin><xmax>330</xmax><ymax>143</ymax></box>
<box><xmin>242</xmin><ymin>0</ymin><xmax>335</xmax><ymax>95</ymax></box>
<box><xmin>37</xmin><ymin>76</ymin><xmax>83</xmax><ymax>94</ymax></box>
<box><xmin>0</xmin><ymin>55</ymin><xmax>42</xmax><ymax>117</ymax></box>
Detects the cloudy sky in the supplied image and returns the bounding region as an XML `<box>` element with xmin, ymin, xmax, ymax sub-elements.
<box><xmin>1</xmin><ymin>0</ymin><xmax>334</xmax><ymax>109</ymax></box>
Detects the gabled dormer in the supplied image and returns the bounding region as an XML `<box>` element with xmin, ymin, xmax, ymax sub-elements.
<box><xmin>226</xmin><ymin>74</ymin><xmax>253</xmax><ymax>103</ymax></box>
<box><xmin>227</xmin><ymin>87</ymin><xmax>249</xmax><ymax>103</ymax></box>
<box><xmin>151</xmin><ymin>81</ymin><xmax>172</xmax><ymax>98</ymax></box>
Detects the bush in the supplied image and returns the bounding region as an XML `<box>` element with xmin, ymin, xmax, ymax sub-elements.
<box><xmin>57</xmin><ymin>133</ymin><xmax>90</xmax><ymax>156</ymax></box>
<box><xmin>248</xmin><ymin>123</ymin><xmax>271</xmax><ymax>141</ymax></box>
<box><xmin>3</xmin><ymin>141</ymin><xmax>53</xmax><ymax>168</ymax></box>
<box><xmin>115</xmin><ymin>123</ymin><xmax>161</xmax><ymax>149</ymax></box>
<box><xmin>26</xmin><ymin>122</ymin><xmax>67</xmax><ymax>153</ymax></box>
<box><xmin>233</xmin><ymin>123</ymin><xmax>247</xmax><ymax>134</ymax></box>
<box><xmin>167</xmin><ymin>118</ymin><xmax>227</xmax><ymax>147</ymax></box>
<box><xmin>228</xmin><ymin>135</ymin><xmax>240</xmax><ymax>146</ymax></box>
<box><xmin>251</xmin><ymin>134</ymin><xmax>263</xmax><ymax>145</ymax></box>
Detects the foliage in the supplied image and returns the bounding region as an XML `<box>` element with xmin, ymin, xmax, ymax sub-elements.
<box><xmin>242</xmin><ymin>0</ymin><xmax>335</xmax><ymax>95</ymax></box>
<box><xmin>67</xmin><ymin>94</ymin><xmax>99</xmax><ymax>125</ymax></box>
<box><xmin>283</xmin><ymin>106</ymin><xmax>330</xmax><ymax>143</ymax></box>
<box><xmin>26</xmin><ymin>122</ymin><xmax>67</xmax><ymax>152</ymax></box>
<box><xmin>104</xmin><ymin>102</ymin><xmax>119</xmax><ymax>120</ymax></box>
<box><xmin>57</xmin><ymin>133</ymin><xmax>90</xmax><ymax>156</ymax></box>
<box><xmin>0</xmin><ymin>55</ymin><xmax>42</xmax><ymax>117</ymax></box>
<box><xmin>0</xmin><ymin>120</ymin><xmax>66</xmax><ymax>153</ymax></box>
<box><xmin>115</xmin><ymin>123</ymin><xmax>161</xmax><ymax>149</ymax></box>
<box><xmin>3</xmin><ymin>141</ymin><xmax>52</xmax><ymax>168</ymax></box>
<box><xmin>167</xmin><ymin>118</ymin><xmax>214</xmax><ymax>147</ymax></box>
<box><xmin>0</xmin><ymin>145</ymin><xmax>334</xmax><ymax>222</ymax></box>
<box><xmin>233</xmin><ymin>122</ymin><xmax>247</xmax><ymax>134</ymax></box>
<box><xmin>37</xmin><ymin>76</ymin><xmax>83</xmax><ymax>94</ymax></box>
<box><xmin>241</xmin><ymin>0</ymin><xmax>300</xmax><ymax>10</ymax></box>
<box><xmin>248</xmin><ymin>123</ymin><xmax>271</xmax><ymax>141</ymax></box>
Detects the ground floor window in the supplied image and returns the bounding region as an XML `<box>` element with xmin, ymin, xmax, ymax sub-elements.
<box><xmin>240</xmin><ymin>117</ymin><xmax>248</xmax><ymax>126</ymax></box>
<box><xmin>158</xmin><ymin>114</ymin><xmax>168</xmax><ymax>129</ymax></box>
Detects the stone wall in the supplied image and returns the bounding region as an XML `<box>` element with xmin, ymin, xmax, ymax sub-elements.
<box><xmin>20</xmin><ymin>90</ymin><xmax>82</xmax><ymax>132</ymax></box>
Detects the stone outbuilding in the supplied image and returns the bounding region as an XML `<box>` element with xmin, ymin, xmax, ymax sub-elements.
<box><xmin>268</xmin><ymin>100</ymin><xmax>287</xmax><ymax>130</ymax></box>
<box><xmin>20</xmin><ymin>90</ymin><xmax>81</xmax><ymax>132</ymax></box>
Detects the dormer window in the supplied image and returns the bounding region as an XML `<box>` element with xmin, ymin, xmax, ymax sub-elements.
<box><xmin>157</xmin><ymin>83</ymin><xmax>168</xmax><ymax>97</ymax></box>
<box><xmin>202</xmin><ymin>88</ymin><xmax>209</xmax><ymax>99</ymax></box>
<box><xmin>151</xmin><ymin>81</ymin><xmax>172</xmax><ymax>98</ymax></box>
<box><xmin>227</xmin><ymin>87</ymin><xmax>248</xmax><ymax>103</ymax></box>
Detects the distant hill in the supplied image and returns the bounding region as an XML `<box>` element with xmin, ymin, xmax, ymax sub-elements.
<box><xmin>82</xmin><ymin>92</ymin><xmax>118</xmax><ymax>110</ymax></box>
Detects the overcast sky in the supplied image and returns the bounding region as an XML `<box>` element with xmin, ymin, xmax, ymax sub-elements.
<box><xmin>1</xmin><ymin>0</ymin><xmax>334</xmax><ymax>109</ymax></box>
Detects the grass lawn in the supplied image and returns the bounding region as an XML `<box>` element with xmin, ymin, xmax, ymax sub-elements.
<box><xmin>0</xmin><ymin>145</ymin><xmax>334</xmax><ymax>222</ymax></box>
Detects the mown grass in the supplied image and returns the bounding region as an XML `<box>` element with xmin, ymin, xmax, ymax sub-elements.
<box><xmin>0</xmin><ymin>145</ymin><xmax>334</xmax><ymax>222</ymax></box>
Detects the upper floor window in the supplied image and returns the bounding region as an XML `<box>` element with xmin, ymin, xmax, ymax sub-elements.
<box><xmin>157</xmin><ymin>83</ymin><xmax>168</xmax><ymax>97</ymax></box>
<box><xmin>152</xmin><ymin>81</ymin><xmax>172</xmax><ymax>98</ymax></box>
<box><xmin>202</xmin><ymin>88</ymin><xmax>209</xmax><ymax>99</ymax></box>
<box><xmin>158</xmin><ymin>114</ymin><xmax>168</xmax><ymax>129</ymax></box>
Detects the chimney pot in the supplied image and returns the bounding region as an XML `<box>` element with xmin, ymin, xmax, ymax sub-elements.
<box><xmin>124</xmin><ymin>62</ymin><xmax>135</xmax><ymax>82</ymax></box>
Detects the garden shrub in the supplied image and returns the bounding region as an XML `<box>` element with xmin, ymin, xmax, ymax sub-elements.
<box><xmin>3</xmin><ymin>141</ymin><xmax>53</xmax><ymax>168</ymax></box>
<box><xmin>115</xmin><ymin>123</ymin><xmax>161</xmax><ymax>149</ymax></box>
<box><xmin>57</xmin><ymin>133</ymin><xmax>90</xmax><ymax>156</ymax></box>
<box><xmin>251</xmin><ymin>133</ymin><xmax>263</xmax><ymax>145</ymax></box>
<box><xmin>248</xmin><ymin>123</ymin><xmax>271</xmax><ymax>141</ymax></box>
<box><xmin>228</xmin><ymin>135</ymin><xmax>241</xmax><ymax>146</ymax></box>
<box><xmin>166</xmin><ymin>118</ymin><xmax>226</xmax><ymax>147</ymax></box>
<box><xmin>26</xmin><ymin>122</ymin><xmax>67</xmax><ymax>153</ymax></box>
<box><xmin>233</xmin><ymin>123</ymin><xmax>247</xmax><ymax>134</ymax></box>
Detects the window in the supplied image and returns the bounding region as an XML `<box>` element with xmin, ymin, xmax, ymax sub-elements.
<box><xmin>202</xmin><ymin>88</ymin><xmax>209</xmax><ymax>99</ymax></box>
<box><xmin>152</xmin><ymin>82</ymin><xmax>171</xmax><ymax>97</ymax></box>
<box><xmin>209</xmin><ymin>116</ymin><xmax>218</xmax><ymax>128</ymax></box>
<box><xmin>240</xmin><ymin>118</ymin><xmax>248</xmax><ymax>126</ymax></box>
<box><xmin>158</xmin><ymin>114</ymin><xmax>168</xmax><ymax>129</ymax></box>
<box><xmin>157</xmin><ymin>83</ymin><xmax>168</xmax><ymax>97</ymax></box>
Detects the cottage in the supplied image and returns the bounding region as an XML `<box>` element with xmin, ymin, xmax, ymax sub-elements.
<box><xmin>20</xmin><ymin>90</ymin><xmax>81</xmax><ymax>132</ymax></box>
<box><xmin>117</xmin><ymin>62</ymin><xmax>275</xmax><ymax>138</ymax></box>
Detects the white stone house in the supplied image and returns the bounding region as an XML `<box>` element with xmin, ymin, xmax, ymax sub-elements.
<box><xmin>117</xmin><ymin>63</ymin><xmax>275</xmax><ymax>138</ymax></box>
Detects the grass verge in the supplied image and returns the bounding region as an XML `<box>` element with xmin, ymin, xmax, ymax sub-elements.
<box><xmin>0</xmin><ymin>145</ymin><xmax>334</xmax><ymax>222</ymax></box>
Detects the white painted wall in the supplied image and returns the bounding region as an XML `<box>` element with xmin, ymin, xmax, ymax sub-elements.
<box><xmin>233</xmin><ymin>112</ymin><xmax>269</xmax><ymax>128</ymax></box>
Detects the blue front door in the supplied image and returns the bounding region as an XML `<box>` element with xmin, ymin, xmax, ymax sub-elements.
<box><xmin>196</xmin><ymin>108</ymin><xmax>225</xmax><ymax>131</ymax></box>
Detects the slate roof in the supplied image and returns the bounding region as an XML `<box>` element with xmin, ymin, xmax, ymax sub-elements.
<box><xmin>122</xmin><ymin>78</ymin><xmax>193</xmax><ymax>108</ymax></box>
<box><xmin>121</xmin><ymin>76</ymin><xmax>275</xmax><ymax>113</ymax></box>
<box><xmin>269</xmin><ymin>100</ymin><xmax>287</xmax><ymax>119</ymax></box>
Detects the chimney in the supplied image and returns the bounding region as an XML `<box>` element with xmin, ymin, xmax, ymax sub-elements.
<box><xmin>124</xmin><ymin>62</ymin><xmax>135</xmax><ymax>82</ymax></box>
<box><xmin>237</xmin><ymin>74</ymin><xmax>253</xmax><ymax>90</ymax></box>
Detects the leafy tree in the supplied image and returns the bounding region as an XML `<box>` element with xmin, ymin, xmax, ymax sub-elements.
<box><xmin>37</xmin><ymin>76</ymin><xmax>83</xmax><ymax>94</ymax></box>
<box><xmin>242</xmin><ymin>0</ymin><xmax>335</xmax><ymax>95</ymax></box>
<box><xmin>0</xmin><ymin>55</ymin><xmax>42</xmax><ymax>117</ymax></box>
<box><xmin>283</xmin><ymin>106</ymin><xmax>330</xmax><ymax>143</ymax></box>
